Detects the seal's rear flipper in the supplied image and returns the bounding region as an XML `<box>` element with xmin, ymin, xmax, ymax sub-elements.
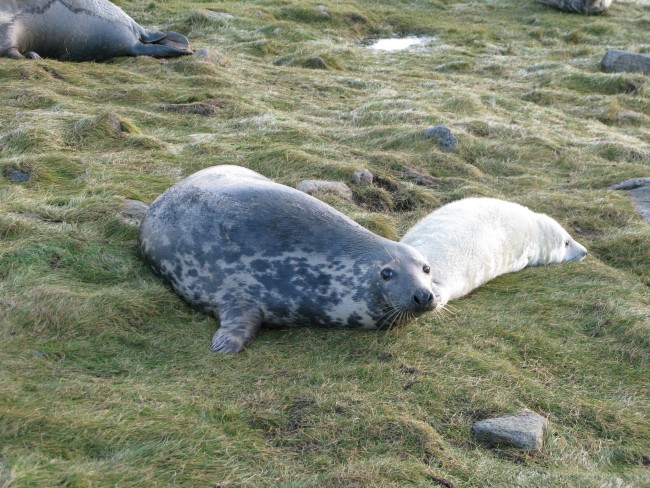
<box><xmin>158</xmin><ymin>32</ymin><xmax>190</xmax><ymax>51</ymax></box>
<box><xmin>132</xmin><ymin>42</ymin><xmax>192</xmax><ymax>58</ymax></box>
<box><xmin>141</xmin><ymin>30</ymin><xmax>191</xmax><ymax>53</ymax></box>
<box><xmin>210</xmin><ymin>306</ymin><xmax>263</xmax><ymax>354</ymax></box>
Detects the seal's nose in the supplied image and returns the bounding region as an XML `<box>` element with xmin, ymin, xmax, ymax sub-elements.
<box><xmin>413</xmin><ymin>289</ymin><xmax>434</xmax><ymax>308</ymax></box>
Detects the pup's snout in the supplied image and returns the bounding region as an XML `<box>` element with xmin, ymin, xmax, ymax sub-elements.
<box><xmin>413</xmin><ymin>289</ymin><xmax>435</xmax><ymax>309</ymax></box>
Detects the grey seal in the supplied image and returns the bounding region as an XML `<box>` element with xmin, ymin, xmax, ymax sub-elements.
<box><xmin>1</xmin><ymin>0</ymin><xmax>191</xmax><ymax>61</ymax></box>
<box><xmin>537</xmin><ymin>0</ymin><xmax>613</xmax><ymax>15</ymax></box>
<box><xmin>139</xmin><ymin>165</ymin><xmax>440</xmax><ymax>353</ymax></box>
<box><xmin>401</xmin><ymin>197</ymin><xmax>587</xmax><ymax>306</ymax></box>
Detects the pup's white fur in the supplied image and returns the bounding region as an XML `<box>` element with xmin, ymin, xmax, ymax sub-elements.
<box><xmin>401</xmin><ymin>198</ymin><xmax>588</xmax><ymax>306</ymax></box>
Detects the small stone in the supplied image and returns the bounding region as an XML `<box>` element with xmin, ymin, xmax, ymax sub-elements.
<box><xmin>305</xmin><ymin>56</ymin><xmax>329</xmax><ymax>70</ymax></box>
<box><xmin>471</xmin><ymin>410</ymin><xmax>547</xmax><ymax>451</ymax></box>
<box><xmin>297</xmin><ymin>180</ymin><xmax>353</xmax><ymax>200</ymax></box>
<box><xmin>352</xmin><ymin>169</ymin><xmax>373</xmax><ymax>186</ymax></box>
<box><xmin>616</xmin><ymin>110</ymin><xmax>644</xmax><ymax>122</ymax></box>
<box><xmin>202</xmin><ymin>11</ymin><xmax>235</xmax><ymax>20</ymax></box>
<box><xmin>3</xmin><ymin>168</ymin><xmax>30</xmax><ymax>182</ymax></box>
<box><xmin>119</xmin><ymin>199</ymin><xmax>149</xmax><ymax>226</ymax></box>
<box><xmin>424</xmin><ymin>124</ymin><xmax>457</xmax><ymax>152</ymax></box>
<box><xmin>103</xmin><ymin>112</ymin><xmax>125</xmax><ymax>136</ymax></box>
<box><xmin>317</xmin><ymin>4</ymin><xmax>330</xmax><ymax>18</ymax></box>
<box><xmin>195</xmin><ymin>47</ymin><xmax>209</xmax><ymax>58</ymax></box>
<box><xmin>195</xmin><ymin>47</ymin><xmax>228</xmax><ymax>67</ymax></box>
<box><xmin>602</xmin><ymin>50</ymin><xmax>650</xmax><ymax>75</ymax></box>
<box><xmin>401</xmin><ymin>166</ymin><xmax>438</xmax><ymax>188</ymax></box>
<box><xmin>272</xmin><ymin>28</ymin><xmax>282</xmax><ymax>35</ymax></box>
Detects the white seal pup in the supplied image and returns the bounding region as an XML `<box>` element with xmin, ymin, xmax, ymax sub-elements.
<box><xmin>139</xmin><ymin>165</ymin><xmax>441</xmax><ymax>354</ymax></box>
<box><xmin>1</xmin><ymin>0</ymin><xmax>191</xmax><ymax>61</ymax></box>
<box><xmin>400</xmin><ymin>197</ymin><xmax>588</xmax><ymax>306</ymax></box>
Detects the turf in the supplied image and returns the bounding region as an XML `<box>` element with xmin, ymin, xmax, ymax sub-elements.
<box><xmin>1</xmin><ymin>0</ymin><xmax>649</xmax><ymax>486</ymax></box>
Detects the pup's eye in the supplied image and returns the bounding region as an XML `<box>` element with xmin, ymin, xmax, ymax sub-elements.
<box><xmin>423</xmin><ymin>265</ymin><xmax>431</xmax><ymax>274</ymax></box>
<box><xmin>381</xmin><ymin>268</ymin><xmax>394</xmax><ymax>281</ymax></box>
<box><xmin>565</xmin><ymin>240</ymin><xmax>570</xmax><ymax>247</ymax></box>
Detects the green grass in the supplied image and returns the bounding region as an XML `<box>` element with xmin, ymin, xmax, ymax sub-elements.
<box><xmin>1</xmin><ymin>0</ymin><xmax>649</xmax><ymax>486</ymax></box>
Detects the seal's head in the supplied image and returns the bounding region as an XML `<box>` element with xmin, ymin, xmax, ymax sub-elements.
<box><xmin>534</xmin><ymin>215</ymin><xmax>588</xmax><ymax>265</ymax></box>
<box><xmin>370</xmin><ymin>242</ymin><xmax>441</xmax><ymax>329</ymax></box>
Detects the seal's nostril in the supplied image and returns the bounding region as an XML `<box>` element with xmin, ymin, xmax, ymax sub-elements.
<box><xmin>413</xmin><ymin>291</ymin><xmax>434</xmax><ymax>307</ymax></box>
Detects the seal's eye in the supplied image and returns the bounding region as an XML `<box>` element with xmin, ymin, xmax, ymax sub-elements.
<box><xmin>381</xmin><ymin>268</ymin><xmax>394</xmax><ymax>281</ymax></box>
<box><xmin>565</xmin><ymin>239</ymin><xmax>570</xmax><ymax>248</ymax></box>
<box><xmin>423</xmin><ymin>265</ymin><xmax>431</xmax><ymax>274</ymax></box>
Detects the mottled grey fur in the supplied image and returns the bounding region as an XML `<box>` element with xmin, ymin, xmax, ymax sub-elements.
<box><xmin>1</xmin><ymin>0</ymin><xmax>191</xmax><ymax>61</ymax></box>
<box><xmin>537</xmin><ymin>0</ymin><xmax>613</xmax><ymax>15</ymax></box>
<box><xmin>139</xmin><ymin>165</ymin><xmax>439</xmax><ymax>353</ymax></box>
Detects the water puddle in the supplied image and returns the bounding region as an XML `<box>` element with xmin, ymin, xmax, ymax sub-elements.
<box><xmin>365</xmin><ymin>36</ymin><xmax>433</xmax><ymax>52</ymax></box>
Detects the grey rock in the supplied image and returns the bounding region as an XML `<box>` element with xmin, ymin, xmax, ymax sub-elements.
<box><xmin>317</xmin><ymin>4</ymin><xmax>330</xmax><ymax>18</ymax></box>
<box><xmin>602</xmin><ymin>50</ymin><xmax>650</xmax><ymax>75</ymax></box>
<box><xmin>401</xmin><ymin>166</ymin><xmax>438</xmax><ymax>188</ymax></box>
<box><xmin>3</xmin><ymin>168</ymin><xmax>30</xmax><ymax>182</ymax></box>
<box><xmin>306</xmin><ymin>56</ymin><xmax>329</xmax><ymax>70</ymax></box>
<box><xmin>195</xmin><ymin>47</ymin><xmax>209</xmax><ymax>58</ymax></box>
<box><xmin>608</xmin><ymin>177</ymin><xmax>650</xmax><ymax>191</ymax></box>
<box><xmin>103</xmin><ymin>112</ymin><xmax>124</xmax><ymax>136</ymax></box>
<box><xmin>537</xmin><ymin>0</ymin><xmax>612</xmax><ymax>15</ymax></box>
<box><xmin>297</xmin><ymin>180</ymin><xmax>353</xmax><ymax>200</ymax></box>
<box><xmin>272</xmin><ymin>28</ymin><xmax>282</xmax><ymax>35</ymax></box>
<box><xmin>615</xmin><ymin>110</ymin><xmax>644</xmax><ymax>122</ymax></box>
<box><xmin>201</xmin><ymin>11</ymin><xmax>235</xmax><ymax>20</ymax></box>
<box><xmin>352</xmin><ymin>169</ymin><xmax>374</xmax><ymax>186</ymax></box>
<box><xmin>119</xmin><ymin>199</ymin><xmax>149</xmax><ymax>226</ymax></box>
<box><xmin>424</xmin><ymin>124</ymin><xmax>457</xmax><ymax>152</ymax></box>
<box><xmin>471</xmin><ymin>410</ymin><xmax>547</xmax><ymax>451</ymax></box>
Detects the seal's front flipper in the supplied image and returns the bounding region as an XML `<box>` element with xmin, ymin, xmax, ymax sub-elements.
<box><xmin>2</xmin><ymin>47</ymin><xmax>25</xmax><ymax>59</ymax></box>
<box><xmin>3</xmin><ymin>48</ymin><xmax>42</xmax><ymax>60</ymax></box>
<box><xmin>211</xmin><ymin>306</ymin><xmax>263</xmax><ymax>354</ymax></box>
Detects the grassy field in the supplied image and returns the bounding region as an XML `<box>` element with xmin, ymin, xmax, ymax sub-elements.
<box><xmin>1</xmin><ymin>0</ymin><xmax>649</xmax><ymax>486</ymax></box>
